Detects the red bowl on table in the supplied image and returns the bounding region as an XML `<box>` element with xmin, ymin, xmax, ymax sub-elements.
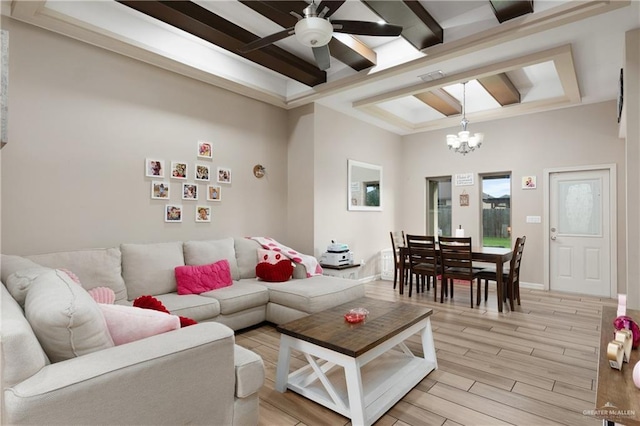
<box><xmin>344</xmin><ymin>312</ymin><xmax>366</xmax><ymax>323</ymax></box>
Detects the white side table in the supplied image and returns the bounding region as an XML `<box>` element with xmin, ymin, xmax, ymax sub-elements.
<box><xmin>320</xmin><ymin>263</ymin><xmax>361</xmax><ymax>280</ymax></box>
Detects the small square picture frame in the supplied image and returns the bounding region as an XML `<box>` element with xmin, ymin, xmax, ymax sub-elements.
<box><xmin>207</xmin><ymin>185</ymin><xmax>221</xmax><ymax>201</ymax></box>
<box><xmin>217</xmin><ymin>167</ymin><xmax>232</xmax><ymax>184</ymax></box>
<box><xmin>182</xmin><ymin>183</ymin><xmax>198</xmax><ymax>200</ymax></box>
<box><xmin>195</xmin><ymin>205</ymin><xmax>211</xmax><ymax>222</ymax></box>
<box><xmin>195</xmin><ymin>164</ymin><xmax>210</xmax><ymax>182</ymax></box>
<box><xmin>145</xmin><ymin>158</ymin><xmax>165</xmax><ymax>178</ymax></box>
<box><xmin>171</xmin><ymin>161</ymin><xmax>188</xmax><ymax>180</ymax></box>
<box><xmin>522</xmin><ymin>176</ymin><xmax>537</xmax><ymax>189</ymax></box>
<box><xmin>151</xmin><ymin>181</ymin><xmax>170</xmax><ymax>199</ymax></box>
<box><xmin>165</xmin><ymin>204</ymin><xmax>182</xmax><ymax>223</ymax></box>
<box><xmin>197</xmin><ymin>141</ymin><xmax>213</xmax><ymax>159</ymax></box>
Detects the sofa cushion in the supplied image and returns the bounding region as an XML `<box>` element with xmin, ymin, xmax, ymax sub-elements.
<box><xmin>152</xmin><ymin>293</ymin><xmax>221</xmax><ymax>322</ymax></box>
<box><xmin>200</xmin><ymin>281</ymin><xmax>269</xmax><ymax>315</ymax></box>
<box><xmin>121</xmin><ymin>241</ymin><xmax>185</xmax><ymax>300</ymax></box>
<box><xmin>175</xmin><ymin>260</ymin><xmax>233</xmax><ymax>295</ymax></box>
<box><xmin>183</xmin><ymin>238</ymin><xmax>240</xmax><ymax>281</ymax></box>
<box><xmin>0</xmin><ymin>285</ymin><xmax>49</xmax><ymax>389</ymax></box>
<box><xmin>234</xmin><ymin>238</ymin><xmax>261</xmax><ymax>279</ymax></box>
<box><xmin>98</xmin><ymin>304</ymin><xmax>180</xmax><ymax>345</ymax></box>
<box><xmin>26</xmin><ymin>248</ymin><xmax>128</xmax><ymax>304</ymax></box>
<box><xmin>234</xmin><ymin>345</ymin><xmax>265</xmax><ymax>398</ymax></box>
<box><xmin>0</xmin><ymin>254</ymin><xmax>42</xmax><ymax>283</ymax></box>
<box><xmin>262</xmin><ymin>276</ymin><xmax>365</xmax><ymax>314</ymax></box>
<box><xmin>24</xmin><ymin>269</ymin><xmax>114</xmax><ymax>362</ymax></box>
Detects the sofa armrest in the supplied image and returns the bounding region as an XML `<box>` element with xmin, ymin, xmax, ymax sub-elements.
<box><xmin>4</xmin><ymin>323</ymin><xmax>236</xmax><ymax>425</ymax></box>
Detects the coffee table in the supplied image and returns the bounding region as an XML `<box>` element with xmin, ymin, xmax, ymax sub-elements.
<box><xmin>275</xmin><ymin>297</ymin><xmax>437</xmax><ymax>426</ymax></box>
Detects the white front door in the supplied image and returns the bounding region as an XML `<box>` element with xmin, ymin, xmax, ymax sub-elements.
<box><xmin>549</xmin><ymin>169</ymin><xmax>611</xmax><ymax>296</ymax></box>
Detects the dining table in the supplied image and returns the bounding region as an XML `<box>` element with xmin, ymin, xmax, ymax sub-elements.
<box><xmin>397</xmin><ymin>245</ymin><xmax>513</xmax><ymax>312</ymax></box>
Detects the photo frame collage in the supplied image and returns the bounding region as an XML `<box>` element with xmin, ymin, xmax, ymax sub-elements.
<box><xmin>145</xmin><ymin>141</ymin><xmax>231</xmax><ymax>223</ymax></box>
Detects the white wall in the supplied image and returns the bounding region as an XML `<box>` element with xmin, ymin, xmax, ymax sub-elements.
<box><xmin>1</xmin><ymin>19</ymin><xmax>290</xmax><ymax>254</ymax></box>
<box><xmin>313</xmin><ymin>104</ymin><xmax>402</xmax><ymax>278</ymax></box>
<box><xmin>286</xmin><ymin>104</ymin><xmax>315</xmax><ymax>255</ymax></box>
<box><xmin>402</xmin><ymin>101</ymin><xmax>627</xmax><ymax>291</ymax></box>
<box><xmin>624</xmin><ymin>28</ymin><xmax>640</xmax><ymax>308</ymax></box>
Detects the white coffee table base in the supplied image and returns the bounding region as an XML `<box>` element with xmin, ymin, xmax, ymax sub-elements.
<box><xmin>275</xmin><ymin>318</ymin><xmax>437</xmax><ymax>426</ymax></box>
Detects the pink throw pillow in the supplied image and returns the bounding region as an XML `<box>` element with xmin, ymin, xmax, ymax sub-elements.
<box><xmin>88</xmin><ymin>287</ymin><xmax>116</xmax><ymax>304</ymax></box>
<box><xmin>257</xmin><ymin>249</ymin><xmax>286</xmax><ymax>265</ymax></box>
<box><xmin>98</xmin><ymin>304</ymin><xmax>180</xmax><ymax>345</ymax></box>
<box><xmin>175</xmin><ymin>259</ymin><xmax>233</xmax><ymax>295</ymax></box>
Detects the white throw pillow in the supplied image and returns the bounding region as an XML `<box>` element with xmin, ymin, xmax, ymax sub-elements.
<box><xmin>24</xmin><ymin>269</ymin><xmax>114</xmax><ymax>362</ymax></box>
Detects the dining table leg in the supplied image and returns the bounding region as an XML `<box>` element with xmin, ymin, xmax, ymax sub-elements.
<box><xmin>399</xmin><ymin>250</ymin><xmax>405</xmax><ymax>295</ymax></box>
<box><xmin>496</xmin><ymin>259</ymin><xmax>504</xmax><ymax>312</ymax></box>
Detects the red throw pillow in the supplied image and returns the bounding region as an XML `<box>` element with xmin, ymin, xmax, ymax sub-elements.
<box><xmin>256</xmin><ymin>259</ymin><xmax>294</xmax><ymax>282</ymax></box>
<box><xmin>174</xmin><ymin>259</ymin><xmax>233</xmax><ymax>295</ymax></box>
<box><xmin>133</xmin><ymin>295</ymin><xmax>197</xmax><ymax>328</ymax></box>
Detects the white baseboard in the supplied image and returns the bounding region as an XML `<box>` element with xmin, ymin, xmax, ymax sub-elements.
<box><xmin>520</xmin><ymin>281</ymin><xmax>544</xmax><ymax>291</ymax></box>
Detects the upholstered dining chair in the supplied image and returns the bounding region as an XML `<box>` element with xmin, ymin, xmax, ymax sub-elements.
<box><xmin>406</xmin><ymin>234</ymin><xmax>439</xmax><ymax>299</ymax></box>
<box><xmin>476</xmin><ymin>236</ymin><xmax>526</xmax><ymax>310</ymax></box>
<box><xmin>438</xmin><ymin>236</ymin><xmax>483</xmax><ymax>308</ymax></box>
<box><xmin>389</xmin><ymin>231</ymin><xmax>408</xmax><ymax>291</ymax></box>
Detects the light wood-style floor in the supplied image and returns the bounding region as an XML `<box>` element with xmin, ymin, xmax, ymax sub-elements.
<box><xmin>236</xmin><ymin>279</ymin><xmax>617</xmax><ymax>426</ymax></box>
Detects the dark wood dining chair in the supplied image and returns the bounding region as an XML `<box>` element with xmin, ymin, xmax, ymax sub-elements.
<box><xmin>406</xmin><ymin>234</ymin><xmax>439</xmax><ymax>299</ymax></box>
<box><xmin>389</xmin><ymin>231</ymin><xmax>408</xmax><ymax>291</ymax></box>
<box><xmin>438</xmin><ymin>236</ymin><xmax>483</xmax><ymax>308</ymax></box>
<box><xmin>476</xmin><ymin>236</ymin><xmax>526</xmax><ymax>310</ymax></box>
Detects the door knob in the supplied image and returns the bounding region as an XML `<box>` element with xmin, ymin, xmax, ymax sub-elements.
<box><xmin>550</xmin><ymin>227</ymin><xmax>557</xmax><ymax>241</ymax></box>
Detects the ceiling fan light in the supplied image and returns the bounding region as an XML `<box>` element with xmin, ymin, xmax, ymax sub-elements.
<box><xmin>295</xmin><ymin>17</ymin><xmax>333</xmax><ymax>47</ymax></box>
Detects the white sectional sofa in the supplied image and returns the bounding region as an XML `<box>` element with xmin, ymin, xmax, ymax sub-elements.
<box><xmin>0</xmin><ymin>237</ymin><xmax>365</xmax><ymax>425</ymax></box>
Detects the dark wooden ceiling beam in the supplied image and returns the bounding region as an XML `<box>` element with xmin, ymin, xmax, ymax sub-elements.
<box><xmin>116</xmin><ymin>0</ymin><xmax>326</xmax><ymax>87</ymax></box>
<box><xmin>489</xmin><ymin>0</ymin><xmax>534</xmax><ymax>23</ymax></box>
<box><xmin>414</xmin><ymin>88</ymin><xmax>461</xmax><ymax>116</ymax></box>
<box><xmin>477</xmin><ymin>73</ymin><xmax>521</xmax><ymax>106</ymax></box>
<box><xmin>240</xmin><ymin>0</ymin><xmax>376</xmax><ymax>71</ymax></box>
<box><xmin>361</xmin><ymin>0</ymin><xmax>443</xmax><ymax>50</ymax></box>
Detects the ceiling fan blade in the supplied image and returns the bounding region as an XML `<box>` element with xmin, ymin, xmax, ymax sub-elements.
<box><xmin>312</xmin><ymin>45</ymin><xmax>331</xmax><ymax>71</ymax></box>
<box><xmin>331</xmin><ymin>20</ymin><xmax>403</xmax><ymax>37</ymax></box>
<box><xmin>316</xmin><ymin>1</ymin><xmax>346</xmax><ymax>18</ymax></box>
<box><xmin>239</xmin><ymin>27</ymin><xmax>295</xmax><ymax>53</ymax></box>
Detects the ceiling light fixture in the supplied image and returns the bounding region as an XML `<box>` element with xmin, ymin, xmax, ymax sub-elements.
<box><xmin>446</xmin><ymin>81</ymin><xmax>484</xmax><ymax>155</ymax></box>
<box><xmin>295</xmin><ymin>17</ymin><xmax>333</xmax><ymax>47</ymax></box>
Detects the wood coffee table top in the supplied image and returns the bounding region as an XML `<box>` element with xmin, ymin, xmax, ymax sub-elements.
<box><xmin>276</xmin><ymin>297</ymin><xmax>433</xmax><ymax>358</ymax></box>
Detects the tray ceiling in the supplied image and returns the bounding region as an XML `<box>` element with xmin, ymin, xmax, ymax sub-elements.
<box><xmin>4</xmin><ymin>0</ymin><xmax>639</xmax><ymax>135</ymax></box>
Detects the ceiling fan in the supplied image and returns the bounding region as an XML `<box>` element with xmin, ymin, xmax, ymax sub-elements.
<box><xmin>238</xmin><ymin>1</ymin><xmax>403</xmax><ymax>71</ymax></box>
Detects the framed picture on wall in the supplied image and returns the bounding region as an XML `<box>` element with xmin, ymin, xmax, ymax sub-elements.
<box><xmin>195</xmin><ymin>164</ymin><xmax>210</xmax><ymax>181</ymax></box>
<box><xmin>207</xmin><ymin>185</ymin><xmax>221</xmax><ymax>201</ymax></box>
<box><xmin>522</xmin><ymin>176</ymin><xmax>537</xmax><ymax>189</ymax></box>
<box><xmin>171</xmin><ymin>161</ymin><xmax>188</xmax><ymax>179</ymax></box>
<box><xmin>195</xmin><ymin>205</ymin><xmax>211</xmax><ymax>222</ymax></box>
<box><xmin>165</xmin><ymin>204</ymin><xmax>182</xmax><ymax>222</ymax></box>
<box><xmin>197</xmin><ymin>141</ymin><xmax>213</xmax><ymax>159</ymax></box>
<box><xmin>151</xmin><ymin>181</ymin><xmax>170</xmax><ymax>199</ymax></box>
<box><xmin>145</xmin><ymin>158</ymin><xmax>165</xmax><ymax>178</ymax></box>
<box><xmin>182</xmin><ymin>183</ymin><xmax>198</xmax><ymax>200</ymax></box>
<box><xmin>217</xmin><ymin>167</ymin><xmax>231</xmax><ymax>184</ymax></box>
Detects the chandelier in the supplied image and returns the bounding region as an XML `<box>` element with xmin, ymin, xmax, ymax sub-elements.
<box><xmin>446</xmin><ymin>81</ymin><xmax>484</xmax><ymax>155</ymax></box>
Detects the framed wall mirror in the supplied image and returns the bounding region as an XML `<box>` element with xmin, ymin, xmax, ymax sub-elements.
<box><xmin>348</xmin><ymin>159</ymin><xmax>382</xmax><ymax>211</ymax></box>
